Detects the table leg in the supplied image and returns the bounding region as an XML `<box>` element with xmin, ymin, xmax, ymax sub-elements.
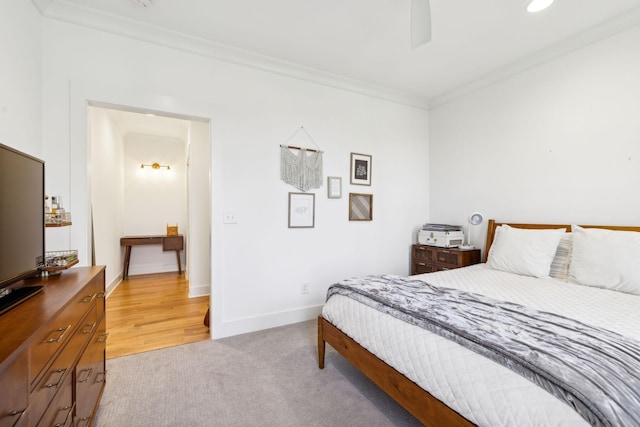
<box><xmin>175</xmin><ymin>250</ymin><xmax>182</xmax><ymax>274</ymax></box>
<box><xmin>123</xmin><ymin>245</ymin><xmax>131</xmax><ymax>279</ymax></box>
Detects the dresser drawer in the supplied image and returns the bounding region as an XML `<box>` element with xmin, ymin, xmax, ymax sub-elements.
<box><xmin>412</xmin><ymin>245</ymin><xmax>435</xmax><ymax>262</ymax></box>
<box><xmin>30</xmin><ymin>304</ymin><xmax>97</xmax><ymax>424</ymax></box>
<box><xmin>435</xmin><ymin>249</ymin><xmax>460</xmax><ymax>268</ymax></box>
<box><xmin>88</xmin><ymin>269</ymin><xmax>106</xmax><ymax>317</ymax></box>
<box><xmin>75</xmin><ymin>314</ymin><xmax>107</xmax><ymax>426</ymax></box>
<box><xmin>36</xmin><ymin>373</ymin><xmax>73</xmax><ymax>427</ymax></box>
<box><xmin>30</xmin><ymin>289</ymin><xmax>98</xmax><ymax>387</ymax></box>
<box><xmin>162</xmin><ymin>235</ymin><xmax>184</xmax><ymax>251</ymax></box>
<box><xmin>412</xmin><ymin>261</ymin><xmax>436</xmax><ymax>274</ymax></box>
<box><xmin>0</xmin><ymin>353</ymin><xmax>28</xmax><ymax>427</ymax></box>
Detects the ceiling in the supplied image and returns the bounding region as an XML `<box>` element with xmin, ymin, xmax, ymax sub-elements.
<box><xmin>33</xmin><ymin>0</ymin><xmax>640</xmax><ymax>110</ymax></box>
<box><xmin>101</xmin><ymin>107</ymin><xmax>192</xmax><ymax>140</ymax></box>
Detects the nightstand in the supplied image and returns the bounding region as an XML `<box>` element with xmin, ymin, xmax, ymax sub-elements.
<box><xmin>411</xmin><ymin>244</ymin><xmax>481</xmax><ymax>275</ymax></box>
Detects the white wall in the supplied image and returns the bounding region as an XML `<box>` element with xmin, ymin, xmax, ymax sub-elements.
<box><xmin>430</xmin><ymin>25</ymin><xmax>640</xmax><ymax>256</ymax></box>
<box><xmin>40</xmin><ymin>19</ymin><xmax>430</xmax><ymax>337</ymax></box>
<box><xmin>89</xmin><ymin>107</ymin><xmax>125</xmax><ymax>291</ymax></box>
<box><xmin>0</xmin><ymin>0</ymin><xmax>42</xmax><ymax>157</ymax></box>
<box><xmin>187</xmin><ymin>121</ymin><xmax>212</xmax><ymax>297</ymax></box>
<box><xmin>123</xmin><ymin>134</ymin><xmax>187</xmax><ymax>275</ymax></box>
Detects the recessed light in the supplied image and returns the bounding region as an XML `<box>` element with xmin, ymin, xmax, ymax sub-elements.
<box><xmin>527</xmin><ymin>0</ymin><xmax>554</xmax><ymax>13</ymax></box>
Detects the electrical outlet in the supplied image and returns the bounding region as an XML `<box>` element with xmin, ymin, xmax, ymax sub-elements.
<box><xmin>300</xmin><ymin>282</ymin><xmax>309</xmax><ymax>294</ymax></box>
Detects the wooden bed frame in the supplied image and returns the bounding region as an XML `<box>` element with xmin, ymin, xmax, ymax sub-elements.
<box><xmin>317</xmin><ymin>219</ymin><xmax>640</xmax><ymax>426</ymax></box>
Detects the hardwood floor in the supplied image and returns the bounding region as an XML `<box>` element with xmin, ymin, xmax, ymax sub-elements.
<box><xmin>106</xmin><ymin>272</ymin><xmax>210</xmax><ymax>359</ymax></box>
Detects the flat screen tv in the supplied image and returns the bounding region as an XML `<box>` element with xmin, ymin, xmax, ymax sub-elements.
<box><xmin>0</xmin><ymin>143</ymin><xmax>45</xmax><ymax>314</ymax></box>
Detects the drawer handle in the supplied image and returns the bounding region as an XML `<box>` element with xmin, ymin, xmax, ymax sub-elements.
<box><xmin>10</xmin><ymin>408</ymin><xmax>27</xmax><ymax>417</ymax></box>
<box><xmin>97</xmin><ymin>291</ymin><xmax>106</xmax><ymax>299</ymax></box>
<box><xmin>97</xmin><ymin>332</ymin><xmax>110</xmax><ymax>343</ymax></box>
<box><xmin>82</xmin><ymin>322</ymin><xmax>97</xmax><ymax>334</ymax></box>
<box><xmin>417</xmin><ymin>262</ymin><xmax>426</xmax><ymax>266</ymax></box>
<box><xmin>75</xmin><ymin>416</ymin><xmax>91</xmax><ymax>427</ymax></box>
<box><xmin>81</xmin><ymin>293</ymin><xmax>96</xmax><ymax>303</ymax></box>
<box><xmin>417</xmin><ymin>247</ymin><xmax>426</xmax><ymax>251</ymax></box>
<box><xmin>96</xmin><ymin>371</ymin><xmax>107</xmax><ymax>383</ymax></box>
<box><xmin>43</xmin><ymin>325</ymin><xmax>71</xmax><ymax>343</ymax></box>
<box><xmin>78</xmin><ymin>367</ymin><xmax>93</xmax><ymax>383</ymax></box>
<box><xmin>54</xmin><ymin>402</ymin><xmax>75</xmax><ymax>427</ymax></box>
<box><xmin>45</xmin><ymin>368</ymin><xmax>67</xmax><ymax>388</ymax></box>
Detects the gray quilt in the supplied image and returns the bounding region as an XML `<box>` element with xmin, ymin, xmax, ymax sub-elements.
<box><xmin>327</xmin><ymin>275</ymin><xmax>640</xmax><ymax>427</ymax></box>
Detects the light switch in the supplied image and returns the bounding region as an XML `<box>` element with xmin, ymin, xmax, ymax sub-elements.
<box><xmin>223</xmin><ymin>210</ymin><xmax>237</xmax><ymax>224</ymax></box>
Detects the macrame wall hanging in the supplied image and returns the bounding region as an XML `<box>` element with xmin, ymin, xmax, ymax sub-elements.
<box><xmin>280</xmin><ymin>126</ymin><xmax>323</xmax><ymax>192</ymax></box>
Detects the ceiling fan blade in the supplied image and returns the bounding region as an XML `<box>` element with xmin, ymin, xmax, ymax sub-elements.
<box><xmin>411</xmin><ymin>0</ymin><xmax>431</xmax><ymax>49</ymax></box>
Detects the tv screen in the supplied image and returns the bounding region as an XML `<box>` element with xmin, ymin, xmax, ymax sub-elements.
<box><xmin>0</xmin><ymin>143</ymin><xmax>45</xmax><ymax>291</ymax></box>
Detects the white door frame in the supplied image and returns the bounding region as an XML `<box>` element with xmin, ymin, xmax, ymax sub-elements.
<box><xmin>69</xmin><ymin>80</ymin><xmax>222</xmax><ymax>338</ymax></box>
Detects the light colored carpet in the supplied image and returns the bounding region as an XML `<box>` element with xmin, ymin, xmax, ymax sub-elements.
<box><xmin>93</xmin><ymin>320</ymin><xmax>423</xmax><ymax>426</ymax></box>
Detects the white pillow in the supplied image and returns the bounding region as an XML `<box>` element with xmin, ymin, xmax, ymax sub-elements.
<box><xmin>569</xmin><ymin>225</ymin><xmax>640</xmax><ymax>295</ymax></box>
<box><xmin>487</xmin><ymin>225</ymin><xmax>566</xmax><ymax>278</ymax></box>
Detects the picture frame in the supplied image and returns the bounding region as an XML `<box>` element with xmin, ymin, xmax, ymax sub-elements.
<box><xmin>327</xmin><ymin>176</ymin><xmax>342</xmax><ymax>199</ymax></box>
<box><xmin>350</xmin><ymin>153</ymin><xmax>372</xmax><ymax>186</ymax></box>
<box><xmin>288</xmin><ymin>192</ymin><xmax>315</xmax><ymax>228</ymax></box>
<box><xmin>349</xmin><ymin>193</ymin><xmax>373</xmax><ymax>221</ymax></box>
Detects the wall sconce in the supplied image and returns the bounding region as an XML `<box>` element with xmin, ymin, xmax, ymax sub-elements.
<box><xmin>140</xmin><ymin>162</ymin><xmax>170</xmax><ymax>170</ymax></box>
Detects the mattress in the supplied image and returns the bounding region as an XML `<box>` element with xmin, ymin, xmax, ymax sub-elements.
<box><xmin>322</xmin><ymin>263</ymin><xmax>640</xmax><ymax>427</ymax></box>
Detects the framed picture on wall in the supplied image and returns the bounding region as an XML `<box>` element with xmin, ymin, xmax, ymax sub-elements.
<box><xmin>327</xmin><ymin>176</ymin><xmax>342</xmax><ymax>199</ymax></box>
<box><xmin>350</xmin><ymin>153</ymin><xmax>372</xmax><ymax>186</ymax></box>
<box><xmin>349</xmin><ymin>193</ymin><xmax>373</xmax><ymax>221</ymax></box>
<box><xmin>288</xmin><ymin>192</ymin><xmax>315</xmax><ymax>228</ymax></box>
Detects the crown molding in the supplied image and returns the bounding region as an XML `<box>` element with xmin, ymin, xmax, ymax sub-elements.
<box><xmin>33</xmin><ymin>0</ymin><xmax>430</xmax><ymax>110</ymax></box>
<box><xmin>429</xmin><ymin>6</ymin><xmax>640</xmax><ymax>108</ymax></box>
<box><xmin>32</xmin><ymin>1</ymin><xmax>640</xmax><ymax>111</ymax></box>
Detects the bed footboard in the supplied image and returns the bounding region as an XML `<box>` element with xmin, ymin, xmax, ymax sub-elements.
<box><xmin>317</xmin><ymin>315</ymin><xmax>474</xmax><ymax>427</ymax></box>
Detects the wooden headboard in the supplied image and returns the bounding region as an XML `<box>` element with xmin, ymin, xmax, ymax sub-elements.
<box><xmin>484</xmin><ymin>219</ymin><xmax>640</xmax><ymax>262</ymax></box>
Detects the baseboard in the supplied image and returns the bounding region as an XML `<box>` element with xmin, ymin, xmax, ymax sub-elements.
<box><xmin>126</xmin><ymin>263</ymin><xmax>182</xmax><ymax>276</ymax></box>
<box><xmin>212</xmin><ymin>304</ymin><xmax>323</xmax><ymax>339</ymax></box>
<box><xmin>188</xmin><ymin>284</ymin><xmax>210</xmax><ymax>298</ymax></box>
<box><xmin>105</xmin><ymin>273</ymin><xmax>122</xmax><ymax>297</ymax></box>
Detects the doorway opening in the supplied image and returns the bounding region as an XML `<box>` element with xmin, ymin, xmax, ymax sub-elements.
<box><xmin>87</xmin><ymin>103</ymin><xmax>212</xmax><ymax>357</ymax></box>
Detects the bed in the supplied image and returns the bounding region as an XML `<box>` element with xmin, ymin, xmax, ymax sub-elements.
<box><xmin>317</xmin><ymin>220</ymin><xmax>640</xmax><ymax>426</ymax></box>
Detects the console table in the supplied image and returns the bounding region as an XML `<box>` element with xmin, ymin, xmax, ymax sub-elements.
<box><xmin>120</xmin><ymin>235</ymin><xmax>184</xmax><ymax>279</ymax></box>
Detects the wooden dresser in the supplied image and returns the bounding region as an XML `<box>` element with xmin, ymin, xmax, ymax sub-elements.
<box><xmin>0</xmin><ymin>266</ymin><xmax>106</xmax><ymax>427</ymax></box>
<box><xmin>411</xmin><ymin>244</ymin><xmax>481</xmax><ymax>274</ymax></box>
